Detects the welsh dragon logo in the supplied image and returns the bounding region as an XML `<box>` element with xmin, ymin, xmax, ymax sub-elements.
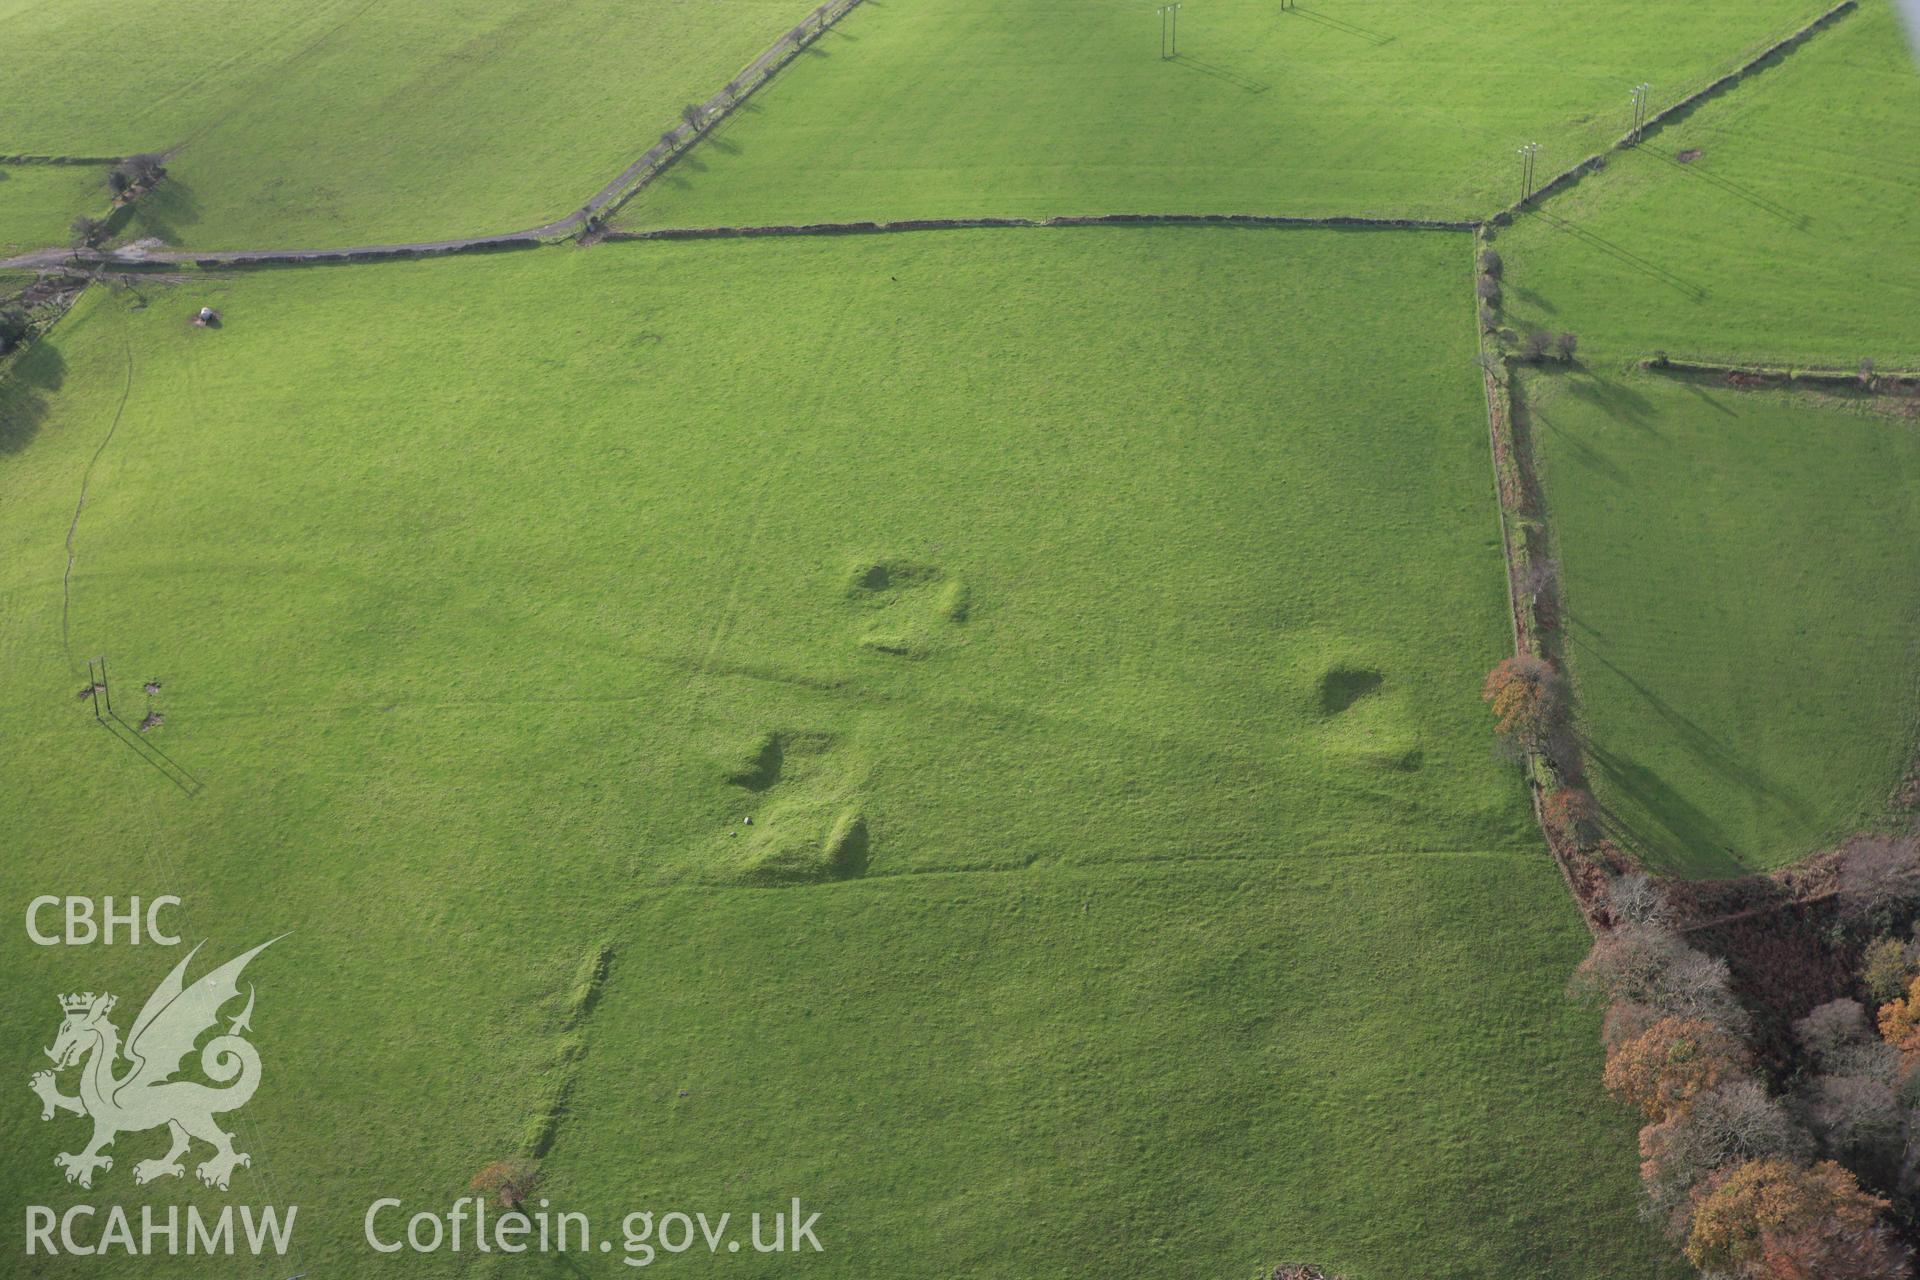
<box><xmin>29</xmin><ymin>938</ymin><xmax>280</xmax><ymax>1191</ymax></box>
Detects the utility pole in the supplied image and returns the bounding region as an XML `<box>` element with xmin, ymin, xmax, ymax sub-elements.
<box><xmin>1629</xmin><ymin>83</ymin><xmax>1651</xmax><ymax>143</ymax></box>
<box><xmin>99</xmin><ymin>654</ymin><xmax>113</xmax><ymax>718</ymax></box>
<box><xmin>87</xmin><ymin>658</ymin><xmax>102</xmax><ymax>721</ymax></box>
<box><xmin>1158</xmin><ymin>2</ymin><xmax>1182</xmax><ymax>59</ymax></box>
<box><xmin>1517</xmin><ymin>141</ymin><xmax>1540</xmax><ymax>202</ymax></box>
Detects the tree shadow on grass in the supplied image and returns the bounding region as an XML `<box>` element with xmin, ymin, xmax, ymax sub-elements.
<box><xmin>121</xmin><ymin>178</ymin><xmax>202</xmax><ymax>246</ymax></box>
<box><xmin>1571</xmin><ymin>631</ymin><xmax>1811</xmax><ymax>820</ymax></box>
<box><xmin>1531</xmin><ymin>403</ymin><xmax>1628</xmax><ymax>486</ymax></box>
<box><xmin>1508</xmin><ymin>283</ymin><xmax>1557</xmax><ymax>315</ymax></box>
<box><xmin>0</xmin><ymin>337</ymin><xmax>66</xmax><ymax>454</ymax></box>
<box><xmin>1563</xmin><ymin>372</ymin><xmax>1657</xmax><ymax>431</ymax></box>
<box><xmin>1679</xmin><ymin>380</ymin><xmax>1739</xmax><ymax>418</ymax></box>
<box><xmin>1570</xmin><ymin>629</ymin><xmax>1820</xmax><ymax>875</ymax></box>
<box><xmin>1583</xmin><ymin>736</ymin><xmax>1748</xmax><ymax>876</ymax></box>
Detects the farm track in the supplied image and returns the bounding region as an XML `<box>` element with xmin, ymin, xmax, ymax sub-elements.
<box><xmin>60</xmin><ymin>319</ymin><xmax>134</xmax><ymax>676</ymax></box>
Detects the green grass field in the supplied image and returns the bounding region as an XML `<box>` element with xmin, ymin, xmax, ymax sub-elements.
<box><xmin>6</xmin><ymin>1</ymin><xmax>1916</xmax><ymax>1274</ymax></box>
<box><xmin>0</xmin><ymin>165</ymin><xmax>108</xmax><ymax>256</ymax></box>
<box><xmin>0</xmin><ymin>0</ymin><xmax>804</xmax><ymax>252</ymax></box>
<box><xmin>1495</xmin><ymin>0</ymin><xmax>1920</xmax><ymax>366</ymax></box>
<box><xmin>1</xmin><ymin>230</ymin><xmax>1534</xmax><ymax>879</ymax></box>
<box><xmin>619</xmin><ymin>0</ymin><xmax>1825</xmax><ymax>229</ymax></box>
<box><xmin>1487</xmin><ymin>1</ymin><xmax>1920</xmax><ymax>875</ymax></box>
<box><xmin>546</xmin><ymin>858</ymin><xmax>1677</xmax><ymax>1280</ymax></box>
<box><xmin>0</xmin><ymin>231</ymin><xmax>1684</xmax><ymax>1276</ymax></box>
<box><xmin>1522</xmin><ymin>370</ymin><xmax>1920</xmax><ymax>875</ymax></box>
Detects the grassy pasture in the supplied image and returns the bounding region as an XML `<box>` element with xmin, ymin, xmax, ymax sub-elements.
<box><xmin>0</xmin><ymin>166</ymin><xmax>108</xmax><ymax>256</ymax></box>
<box><xmin>0</xmin><ymin>229</ymin><xmax>1657</xmax><ymax>1276</ymax></box>
<box><xmin>1496</xmin><ymin>0</ymin><xmax>1920</xmax><ymax>366</ymax></box>
<box><xmin>0</xmin><ymin>0</ymin><xmax>804</xmax><ymax>251</ymax></box>
<box><xmin>544</xmin><ymin>857</ymin><xmax>1681</xmax><ymax>1280</ymax></box>
<box><xmin>1523</xmin><ymin>370</ymin><xmax>1920</xmax><ymax>876</ymax></box>
<box><xmin>0</xmin><ymin>229</ymin><xmax>1533</xmax><ymax>882</ymax></box>
<box><xmin>621</xmin><ymin>0</ymin><xmax>1825</xmax><ymax>229</ymax></box>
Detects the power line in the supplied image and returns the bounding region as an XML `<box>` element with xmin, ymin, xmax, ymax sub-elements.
<box><xmin>1516</xmin><ymin>141</ymin><xmax>1541</xmax><ymax>202</ymax></box>
<box><xmin>1158</xmin><ymin>2</ymin><xmax>1182</xmax><ymax>59</ymax></box>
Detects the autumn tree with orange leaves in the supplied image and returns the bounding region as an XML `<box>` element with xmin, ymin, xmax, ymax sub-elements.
<box><xmin>1603</xmin><ymin>1016</ymin><xmax>1750</xmax><ymax>1123</ymax></box>
<box><xmin>470</xmin><ymin>1158</ymin><xmax>540</xmax><ymax>1210</ymax></box>
<box><xmin>1482</xmin><ymin>655</ymin><xmax>1562</xmax><ymax>755</ymax></box>
<box><xmin>1750</xmin><ymin>1223</ymin><xmax>1911</xmax><ymax>1280</ymax></box>
<box><xmin>1875</xmin><ymin>974</ymin><xmax>1920</xmax><ymax>1067</ymax></box>
<box><xmin>1684</xmin><ymin>1158</ymin><xmax>1904</xmax><ymax>1279</ymax></box>
<box><xmin>1542</xmin><ymin>786</ymin><xmax>1600</xmax><ymax>850</ymax></box>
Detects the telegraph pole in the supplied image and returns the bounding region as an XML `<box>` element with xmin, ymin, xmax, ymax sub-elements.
<box><xmin>1517</xmin><ymin>141</ymin><xmax>1540</xmax><ymax>202</ymax></box>
<box><xmin>1629</xmin><ymin>83</ymin><xmax>1651</xmax><ymax>142</ymax></box>
<box><xmin>1158</xmin><ymin>2</ymin><xmax>1182</xmax><ymax>59</ymax></box>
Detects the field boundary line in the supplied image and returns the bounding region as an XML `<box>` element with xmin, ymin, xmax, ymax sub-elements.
<box><xmin>1641</xmin><ymin>353</ymin><xmax>1920</xmax><ymax>391</ymax></box>
<box><xmin>1489</xmin><ymin>0</ymin><xmax>1857</xmax><ymax>225</ymax></box>
<box><xmin>0</xmin><ymin>154</ymin><xmax>121</xmax><ymax>166</ymax></box>
<box><xmin>1466</xmin><ymin>227</ymin><xmax>1605</xmax><ymax>932</ymax></box>
<box><xmin>609</xmin><ymin>211</ymin><xmax>1477</xmax><ymax>243</ymax></box>
<box><xmin>0</xmin><ymin>211</ymin><xmax>1474</xmax><ymax>271</ymax></box>
<box><xmin>586</xmin><ymin>0</ymin><xmax>868</xmax><ymax>227</ymax></box>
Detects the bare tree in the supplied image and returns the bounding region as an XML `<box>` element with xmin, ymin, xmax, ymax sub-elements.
<box><xmin>1839</xmin><ymin>835</ymin><xmax>1920</xmax><ymax>926</ymax></box>
<box><xmin>1605</xmin><ymin>872</ymin><xmax>1674</xmax><ymax>930</ymax></box>
<box><xmin>1553</xmin><ymin>331</ymin><xmax>1579</xmax><ymax>363</ymax></box>
<box><xmin>1800</xmin><ymin>1074</ymin><xmax>1905</xmax><ymax>1172</ymax></box>
<box><xmin>1520</xmin><ymin>329</ymin><xmax>1551</xmax><ymax>361</ymax></box>
<box><xmin>69</xmin><ymin>215</ymin><xmax>107</xmax><ymax>249</ymax></box>
<box><xmin>109</xmin><ymin>152</ymin><xmax>167</xmax><ymax>198</ymax></box>
<box><xmin>1602</xmin><ymin>1000</ymin><xmax>1661</xmax><ymax>1051</ymax></box>
<box><xmin>1825</xmin><ymin>1037</ymin><xmax>1901</xmax><ymax>1085</ymax></box>
<box><xmin>1795</xmin><ymin>999</ymin><xmax>1873</xmax><ymax>1066</ymax></box>
<box><xmin>1571</xmin><ymin>923</ymin><xmax>1748</xmax><ymax>1033</ymax></box>
<box><xmin>1522</xmin><ymin>554</ymin><xmax>1559</xmax><ymax>599</ymax></box>
<box><xmin>1640</xmin><ymin>1080</ymin><xmax>1811</xmax><ymax>1218</ymax></box>
<box><xmin>1666</xmin><ymin>949</ymin><xmax>1746</xmax><ymax>1027</ymax></box>
<box><xmin>1478</xmin><ymin>248</ymin><xmax>1502</xmax><ymax>279</ymax></box>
